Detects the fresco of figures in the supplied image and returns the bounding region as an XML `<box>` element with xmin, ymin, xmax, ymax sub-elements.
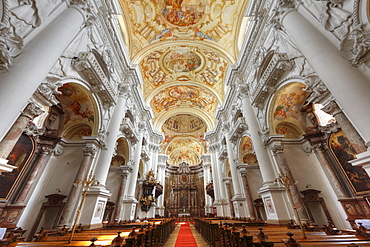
<box><xmin>158</xmin><ymin>0</ymin><xmax>207</xmax><ymax>27</ymax></box>
<box><xmin>164</xmin><ymin>50</ymin><xmax>202</xmax><ymax>72</ymax></box>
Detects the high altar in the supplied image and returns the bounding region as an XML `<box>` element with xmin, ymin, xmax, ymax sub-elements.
<box><xmin>164</xmin><ymin>162</ymin><xmax>205</xmax><ymax>217</ymax></box>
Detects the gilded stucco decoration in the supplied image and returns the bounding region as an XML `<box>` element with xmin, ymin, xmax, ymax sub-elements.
<box><xmin>140</xmin><ymin>46</ymin><xmax>228</xmax><ymax>99</ymax></box>
<box><xmin>119</xmin><ymin>0</ymin><xmax>245</xmax><ymax>59</ymax></box>
<box><xmin>150</xmin><ymin>85</ymin><xmax>218</xmax><ymax>115</ymax></box>
<box><xmin>118</xmin><ymin>0</ymin><xmax>248</xmax><ymax>166</ymax></box>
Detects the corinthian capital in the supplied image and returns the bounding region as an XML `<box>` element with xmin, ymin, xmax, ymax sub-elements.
<box><xmin>83</xmin><ymin>145</ymin><xmax>98</xmax><ymax>157</ymax></box>
<box><xmin>21</xmin><ymin>102</ymin><xmax>44</xmax><ymax>119</ymax></box>
<box><xmin>118</xmin><ymin>82</ymin><xmax>131</xmax><ymax>98</ymax></box>
<box><xmin>269</xmin><ymin>141</ymin><xmax>284</xmax><ymax>155</ymax></box>
<box><xmin>238</xmin><ymin>84</ymin><xmax>250</xmax><ymax>98</ymax></box>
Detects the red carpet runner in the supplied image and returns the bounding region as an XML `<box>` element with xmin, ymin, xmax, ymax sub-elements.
<box><xmin>174</xmin><ymin>222</ymin><xmax>197</xmax><ymax>247</ymax></box>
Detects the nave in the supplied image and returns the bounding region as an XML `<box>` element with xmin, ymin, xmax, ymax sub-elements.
<box><xmin>3</xmin><ymin>217</ymin><xmax>370</xmax><ymax>247</ymax></box>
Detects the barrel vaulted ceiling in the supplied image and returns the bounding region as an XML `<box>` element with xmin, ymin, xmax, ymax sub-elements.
<box><xmin>118</xmin><ymin>0</ymin><xmax>249</xmax><ymax>166</ymax></box>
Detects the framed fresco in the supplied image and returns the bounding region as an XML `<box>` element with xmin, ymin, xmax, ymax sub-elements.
<box><xmin>0</xmin><ymin>134</ymin><xmax>35</xmax><ymax>200</ymax></box>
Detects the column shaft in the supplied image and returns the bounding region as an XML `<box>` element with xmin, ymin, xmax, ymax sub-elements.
<box><xmin>241</xmin><ymin>173</ymin><xmax>256</xmax><ymax>219</ymax></box>
<box><xmin>282</xmin><ymin>10</ymin><xmax>370</xmax><ymax>144</ymax></box>
<box><xmin>16</xmin><ymin>146</ymin><xmax>53</xmax><ymax>203</ymax></box>
<box><xmin>94</xmin><ymin>84</ymin><xmax>129</xmax><ymax>185</ymax></box>
<box><xmin>59</xmin><ymin>145</ymin><xmax>96</xmax><ymax>226</ymax></box>
<box><xmin>241</xmin><ymin>96</ymin><xmax>276</xmax><ymax>184</ymax></box>
<box><xmin>225</xmin><ymin>133</ymin><xmax>243</xmax><ymax>197</ymax></box>
<box><xmin>0</xmin><ymin>103</ymin><xmax>43</xmax><ymax>164</ymax></box>
<box><xmin>114</xmin><ymin>172</ymin><xmax>129</xmax><ymax>221</ymax></box>
<box><xmin>0</xmin><ymin>6</ymin><xmax>84</xmax><ymax>141</ymax></box>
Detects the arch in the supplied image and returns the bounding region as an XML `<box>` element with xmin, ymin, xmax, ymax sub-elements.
<box><xmin>153</xmin><ymin>107</ymin><xmax>215</xmax><ymax>132</ymax></box>
<box><xmin>146</xmin><ymin>81</ymin><xmax>223</xmax><ymax>106</ymax></box>
<box><xmin>239</xmin><ymin>135</ymin><xmax>258</xmax><ymax>165</ymax></box>
<box><xmin>267</xmin><ymin>81</ymin><xmax>310</xmax><ymax>136</ymax></box>
<box><xmin>56</xmin><ymin>82</ymin><xmax>100</xmax><ymax>139</ymax></box>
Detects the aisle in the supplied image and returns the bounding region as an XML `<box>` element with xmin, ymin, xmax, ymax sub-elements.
<box><xmin>174</xmin><ymin>222</ymin><xmax>197</xmax><ymax>246</ymax></box>
<box><xmin>164</xmin><ymin>222</ymin><xmax>209</xmax><ymax>247</ymax></box>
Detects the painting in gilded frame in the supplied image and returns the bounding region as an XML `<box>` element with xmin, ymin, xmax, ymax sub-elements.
<box><xmin>329</xmin><ymin>131</ymin><xmax>370</xmax><ymax>194</ymax></box>
<box><xmin>0</xmin><ymin>134</ymin><xmax>35</xmax><ymax>199</ymax></box>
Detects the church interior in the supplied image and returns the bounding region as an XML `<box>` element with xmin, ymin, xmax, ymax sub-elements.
<box><xmin>2</xmin><ymin>0</ymin><xmax>370</xmax><ymax>246</ymax></box>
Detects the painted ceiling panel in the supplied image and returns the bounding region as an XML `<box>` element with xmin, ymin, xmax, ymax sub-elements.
<box><xmin>118</xmin><ymin>0</ymin><xmax>248</xmax><ymax>166</ymax></box>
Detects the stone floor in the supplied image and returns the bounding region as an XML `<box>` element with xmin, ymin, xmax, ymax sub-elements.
<box><xmin>163</xmin><ymin>222</ymin><xmax>210</xmax><ymax>247</ymax></box>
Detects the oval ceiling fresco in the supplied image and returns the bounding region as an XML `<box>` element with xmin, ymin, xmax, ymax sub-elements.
<box><xmin>158</xmin><ymin>0</ymin><xmax>207</xmax><ymax>27</ymax></box>
<box><xmin>164</xmin><ymin>49</ymin><xmax>202</xmax><ymax>72</ymax></box>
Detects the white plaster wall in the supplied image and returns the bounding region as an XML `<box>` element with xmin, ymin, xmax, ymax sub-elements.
<box><xmin>106</xmin><ymin>170</ymin><xmax>121</xmax><ymax>205</ymax></box>
<box><xmin>45</xmin><ymin>146</ymin><xmax>84</xmax><ymax>197</ymax></box>
<box><xmin>247</xmin><ymin>168</ymin><xmax>263</xmax><ymax>200</ymax></box>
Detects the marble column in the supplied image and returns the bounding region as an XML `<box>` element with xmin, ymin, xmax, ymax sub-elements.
<box><xmin>59</xmin><ymin>144</ymin><xmax>98</xmax><ymax>226</ymax></box>
<box><xmin>280</xmin><ymin>4</ymin><xmax>370</xmax><ymax>146</ymax></box>
<box><xmin>201</xmin><ymin>154</ymin><xmax>213</xmax><ymax>215</ymax></box>
<box><xmin>17</xmin><ymin>144</ymin><xmax>64</xmax><ymax>231</ymax></box>
<box><xmin>240</xmin><ymin>167</ymin><xmax>256</xmax><ymax>219</ymax></box>
<box><xmin>269</xmin><ymin>137</ymin><xmax>308</xmax><ymax>220</ymax></box>
<box><xmin>113</xmin><ymin>168</ymin><xmax>130</xmax><ymax>221</ymax></box>
<box><xmin>94</xmin><ymin>83</ymin><xmax>130</xmax><ymax>186</ymax></box>
<box><xmin>0</xmin><ymin>4</ymin><xmax>84</xmax><ymax>142</ymax></box>
<box><xmin>0</xmin><ymin>102</ymin><xmax>44</xmax><ymax>172</ymax></box>
<box><xmin>15</xmin><ymin>145</ymin><xmax>53</xmax><ymax>203</ymax></box>
<box><xmin>122</xmin><ymin>128</ymin><xmax>144</xmax><ymax>220</ymax></box>
<box><xmin>322</xmin><ymin>101</ymin><xmax>367</xmax><ymax>154</ymax></box>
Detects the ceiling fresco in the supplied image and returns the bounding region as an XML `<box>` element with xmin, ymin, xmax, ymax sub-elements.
<box><xmin>270</xmin><ymin>83</ymin><xmax>311</xmax><ymax>137</ymax></box>
<box><xmin>150</xmin><ymin>85</ymin><xmax>219</xmax><ymax>115</ymax></box>
<box><xmin>118</xmin><ymin>0</ymin><xmax>248</xmax><ymax>166</ymax></box>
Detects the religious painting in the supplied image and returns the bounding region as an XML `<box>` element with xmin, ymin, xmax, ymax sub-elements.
<box><xmin>68</xmin><ymin>126</ymin><xmax>92</xmax><ymax>140</ymax></box>
<box><xmin>168</xmin><ymin>147</ymin><xmax>200</xmax><ymax>166</ymax></box>
<box><xmin>166</xmin><ymin>137</ymin><xmax>203</xmax><ymax>155</ymax></box>
<box><xmin>57</xmin><ymin>83</ymin><xmax>95</xmax><ymax>127</ymax></box>
<box><xmin>111</xmin><ymin>155</ymin><xmax>125</xmax><ymax>167</ymax></box>
<box><xmin>273</xmin><ymin>83</ymin><xmax>308</xmax><ymax>122</ymax></box>
<box><xmin>151</xmin><ymin>85</ymin><xmax>218</xmax><ymax>114</ymax></box>
<box><xmin>0</xmin><ymin>134</ymin><xmax>35</xmax><ymax>199</ymax></box>
<box><xmin>180</xmin><ymin>190</ymin><xmax>188</xmax><ymax>208</ymax></box>
<box><xmin>164</xmin><ymin>50</ymin><xmax>202</xmax><ymax>72</ymax></box>
<box><xmin>181</xmin><ymin>174</ymin><xmax>187</xmax><ymax>183</ymax></box>
<box><xmin>243</xmin><ymin>154</ymin><xmax>258</xmax><ymax>165</ymax></box>
<box><xmin>275</xmin><ymin>124</ymin><xmax>299</xmax><ymax>138</ymax></box>
<box><xmin>163</xmin><ymin>114</ymin><xmax>206</xmax><ymax>133</ymax></box>
<box><xmin>240</xmin><ymin>136</ymin><xmax>258</xmax><ymax>165</ymax></box>
<box><xmin>159</xmin><ymin>0</ymin><xmax>207</xmax><ymax>27</ymax></box>
<box><xmin>329</xmin><ymin>131</ymin><xmax>370</xmax><ymax>194</ymax></box>
<box><xmin>169</xmin><ymin>85</ymin><xmax>199</xmax><ymax>99</ymax></box>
